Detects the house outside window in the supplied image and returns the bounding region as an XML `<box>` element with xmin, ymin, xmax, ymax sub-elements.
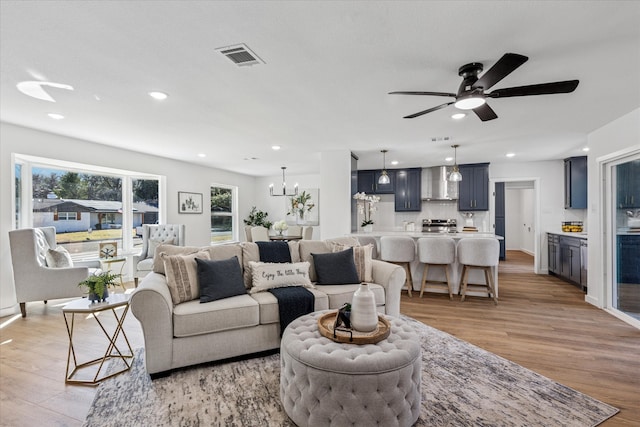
<box><xmin>211</xmin><ymin>185</ymin><xmax>237</xmax><ymax>243</ymax></box>
<box><xmin>14</xmin><ymin>154</ymin><xmax>161</xmax><ymax>261</ymax></box>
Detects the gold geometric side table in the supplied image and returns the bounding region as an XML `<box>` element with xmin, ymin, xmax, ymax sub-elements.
<box><xmin>62</xmin><ymin>293</ymin><xmax>133</xmax><ymax>385</ymax></box>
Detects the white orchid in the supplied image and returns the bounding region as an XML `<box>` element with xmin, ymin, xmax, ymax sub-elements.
<box><xmin>352</xmin><ymin>192</ymin><xmax>380</xmax><ymax>227</ymax></box>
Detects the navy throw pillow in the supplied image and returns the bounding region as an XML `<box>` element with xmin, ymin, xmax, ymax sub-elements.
<box><xmin>256</xmin><ymin>241</ymin><xmax>292</xmax><ymax>263</ymax></box>
<box><xmin>312</xmin><ymin>248</ymin><xmax>360</xmax><ymax>285</ymax></box>
<box><xmin>196</xmin><ymin>256</ymin><xmax>247</xmax><ymax>303</ymax></box>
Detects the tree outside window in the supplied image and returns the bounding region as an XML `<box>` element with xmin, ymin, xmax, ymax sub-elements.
<box><xmin>211</xmin><ymin>186</ymin><xmax>236</xmax><ymax>243</ymax></box>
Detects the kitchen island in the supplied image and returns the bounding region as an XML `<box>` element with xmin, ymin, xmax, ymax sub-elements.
<box><xmin>351</xmin><ymin>231</ymin><xmax>503</xmax><ymax>299</ymax></box>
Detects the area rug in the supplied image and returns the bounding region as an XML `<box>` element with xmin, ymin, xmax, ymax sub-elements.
<box><xmin>84</xmin><ymin>316</ymin><xmax>618</xmax><ymax>426</ymax></box>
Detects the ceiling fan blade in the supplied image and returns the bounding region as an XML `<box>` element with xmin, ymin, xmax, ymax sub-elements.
<box><xmin>473</xmin><ymin>53</ymin><xmax>528</xmax><ymax>91</ymax></box>
<box><xmin>473</xmin><ymin>103</ymin><xmax>498</xmax><ymax>121</ymax></box>
<box><xmin>487</xmin><ymin>80</ymin><xmax>580</xmax><ymax>98</ymax></box>
<box><xmin>389</xmin><ymin>91</ymin><xmax>456</xmax><ymax>97</ymax></box>
<box><xmin>403</xmin><ymin>102</ymin><xmax>454</xmax><ymax>119</ymax></box>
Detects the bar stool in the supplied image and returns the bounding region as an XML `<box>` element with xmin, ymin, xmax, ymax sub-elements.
<box><xmin>457</xmin><ymin>238</ymin><xmax>500</xmax><ymax>304</ymax></box>
<box><xmin>357</xmin><ymin>236</ymin><xmax>379</xmax><ymax>259</ymax></box>
<box><xmin>417</xmin><ymin>237</ymin><xmax>456</xmax><ymax>299</ymax></box>
<box><xmin>380</xmin><ymin>236</ymin><xmax>415</xmax><ymax>297</ymax></box>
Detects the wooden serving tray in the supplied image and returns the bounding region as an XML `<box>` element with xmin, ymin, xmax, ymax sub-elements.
<box><xmin>317</xmin><ymin>311</ymin><xmax>390</xmax><ymax>344</ymax></box>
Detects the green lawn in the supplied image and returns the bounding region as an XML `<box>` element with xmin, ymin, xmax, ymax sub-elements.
<box><xmin>56</xmin><ymin>229</ymin><xmax>134</xmax><ymax>243</ymax></box>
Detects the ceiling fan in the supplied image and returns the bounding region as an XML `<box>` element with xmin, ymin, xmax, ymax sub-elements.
<box><xmin>389</xmin><ymin>53</ymin><xmax>579</xmax><ymax>121</ymax></box>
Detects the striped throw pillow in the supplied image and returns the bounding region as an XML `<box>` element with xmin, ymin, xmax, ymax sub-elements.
<box><xmin>332</xmin><ymin>243</ymin><xmax>373</xmax><ymax>283</ymax></box>
<box><xmin>161</xmin><ymin>251</ymin><xmax>210</xmax><ymax>304</ymax></box>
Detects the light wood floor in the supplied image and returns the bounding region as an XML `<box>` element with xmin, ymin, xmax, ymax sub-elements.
<box><xmin>1</xmin><ymin>250</ymin><xmax>638</xmax><ymax>426</ymax></box>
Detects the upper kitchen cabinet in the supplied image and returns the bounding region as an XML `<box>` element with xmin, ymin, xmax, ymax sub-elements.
<box><xmin>616</xmin><ymin>160</ymin><xmax>640</xmax><ymax>208</ymax></box>
<box><xmin>458</xmin><ymin>163</ymin><xmax>489</xmax><ymax>211</ymax></box>
<box><xmin>394</xmin><ymin>168</ymin><xmax>422</xmax><ymax>212</ymax></box>
<box><xmin>357</xmin><ymin>169</ymin><xmax>395</xmax><ymax>194</ymax></box>
<box><xmin>564</xmin><ymin>156</ymin><xmax>587</xmax><ymax>209</ymax></box>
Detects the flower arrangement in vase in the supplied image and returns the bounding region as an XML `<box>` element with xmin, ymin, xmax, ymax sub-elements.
<box><xmin>273</xmin><ymin>220</ymin><xmax>288</xmax><ymax>236</ymax></box>
<box><xmin>287</xmin><ymin>191</ymin><xmax>315</xmax><ymax>224</ymax></box>
<box><xmin>353</xmin><ymin>192</ymin><xmax>380</xmax><ymax>232</ymax></box>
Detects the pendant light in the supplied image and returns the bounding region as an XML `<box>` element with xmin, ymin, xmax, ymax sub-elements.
<box><xmin>378</xmin><ymin>149</ymin><xmax>390</xmax><ymax>185</ymax></box>
<box><xmin>269</xmin><ymin>166</ymin><xmax>299</xmax><ymax>197</ymax></box>
<box><xmin>449</xmin><ymin>144</ymin><xmax>462</xmax><ymax>182</ymax></box>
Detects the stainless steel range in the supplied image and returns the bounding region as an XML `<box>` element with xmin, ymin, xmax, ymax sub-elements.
<box><xmin>422</xmin><ymin>218</ymin><xmax>457</xmax><ymax>233</ymax></box>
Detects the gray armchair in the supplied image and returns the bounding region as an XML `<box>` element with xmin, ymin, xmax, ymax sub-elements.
<box><xmin>133</xmin><ymin>224</ymin><xmax>185</xmax><ymax>286</ymax></box>
<box><xmin>8</xmin><ymin>227</ymin><xmax>100</xmax><ymax>317</ymax></box>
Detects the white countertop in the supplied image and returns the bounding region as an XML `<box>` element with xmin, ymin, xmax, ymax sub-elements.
<box><xmin>547</xmin><ymin>231</ymin><xmax>588</xmax><ymax>239</ymax></box>
<box><xmin>351</xmin><ymin>230</ymin><xmax>504</xmax><ymax>240</ymax></box>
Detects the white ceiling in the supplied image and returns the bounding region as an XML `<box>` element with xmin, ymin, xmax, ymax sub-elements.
<box><xmin>1</xmin><ymin>1</ymin><xmax>639</xmax><ymax>176</ymax></box>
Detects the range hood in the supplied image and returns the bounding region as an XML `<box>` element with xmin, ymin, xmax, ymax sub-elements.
<box><xmin>421</xmin><ymin>166</ymin><xmax>459</xmax><ymax>201</ymax></box>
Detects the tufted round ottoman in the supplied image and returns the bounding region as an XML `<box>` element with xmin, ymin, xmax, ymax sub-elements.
<box><xmin>280</xmin><ymin>311</ymin><xmax>421</xmax><ymax>427</ymax></box>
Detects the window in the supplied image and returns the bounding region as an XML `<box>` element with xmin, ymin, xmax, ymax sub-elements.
<box><xmin>14</xmin><ymin>154</ymin><xmax>161</xmax><ymax>260</ymax></box>
<box><xmin>57</xmin><ymin>212</ymin><xmax>78</xmax><ymax>221</ymax></box>
<box><xmin>211</xmin><ymin>185</ymin><xmax>237</xmax><ymax>243</ymax></box>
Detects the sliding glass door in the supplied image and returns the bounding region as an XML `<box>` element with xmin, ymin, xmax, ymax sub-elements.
<box><xmin>611</xmin><ymin>157</ymin><xmax>640</xmax><ymax>321</ymax></box>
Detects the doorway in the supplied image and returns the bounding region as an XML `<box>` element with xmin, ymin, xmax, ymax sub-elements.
<box><xmin>491</xmin><ymin>178</ymin><xmax>539</xmax><ymax>273</ymax></box>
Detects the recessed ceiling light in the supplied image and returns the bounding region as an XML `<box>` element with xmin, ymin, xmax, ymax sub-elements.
<box><xmin>445</xmin><ymin>156</ymin><xmax>453</xmax><ymax>162</ymax></box>
<box><xmin>391</xmin><ymin>160</ymin><xmax>399</xmax><ymax>165</ymax></box>
<box><xmin>47</xmin><ymin>113</ymin><xmax>64</xmax><ymax>120</ymax></box>
<box><xmin>244</xmin><ymin>157</ymin><xmax>259</xmax><ymax>160</ymax></box>
<box><xmin>506</xmin><ymin>153</ymin><xmax>516</xmax><ymax>158</ymax></box>
<box><xmin>148</xmin><ymin>91</ymin><xmax>168</xmax><ymax>100</ymax></box>
<box><xmin>272</xmin><ymin>145</ymin><xmax>281</xmax><ymax>151</ymax></box>
<box><xmin>451</xmin><ymin>113</ymin><xmax>467</xmax><ymax>120</ymax></box>
<box><xmin>197</xmin><ymin>153</ymin><xmax>206</xmax><ymax>158</ymax></box>
<box><xmin>582</xmin><ymin>147</ymin><xmax>590</xmax><ymax>152</ymax></box>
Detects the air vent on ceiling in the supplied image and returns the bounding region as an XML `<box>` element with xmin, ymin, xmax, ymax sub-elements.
<box><xmin>216</xmin><ymin>43</ymin><xmax>265</xmax><ymax>67</ymax></box>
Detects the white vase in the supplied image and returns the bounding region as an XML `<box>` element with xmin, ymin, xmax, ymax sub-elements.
<box><xmin>363</xmin><ymin>224</ymin><xmax>373</xmax><ymax>233</ymax></box>
<box><xmin>350</xmin><ymin>283</ymin><xmax>378</xmax><ymax>332</ymax></box>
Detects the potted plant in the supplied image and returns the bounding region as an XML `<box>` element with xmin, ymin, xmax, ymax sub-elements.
<box><xmin>78</xmin><ymin>271</ymin><xmax>121</xmax><ymax>303</ymax></box>
<box><xmin>243</xmin><ymin>206</ymin><xmax>273</xmax><ymax>230</ymax></box>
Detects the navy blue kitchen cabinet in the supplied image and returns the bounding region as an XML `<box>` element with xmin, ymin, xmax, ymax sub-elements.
<box><xmin>564</xmin><ymin>156</ymin><xmax>587</xmax><ymax>209</ymax></box>
<box><xmin>458</xmin><ymin>163</ymin><xmax>489</xmax><ymax>211</ymax></box>
<box><xmin>616</xmin><ymin>160</ymin><xmax>640</xmax><ymax>208</ymax></box>
<box><xmin>357</xmin><ymin>169</ymin><xmax>395</xmax><ymax>194</ymax></box>
<box><xmin>394</xmin><ymin>168</ymin><xmax>422</xmax><ymax>212</ymax></box>
<box><xmin>617</xmin><ymin>235</ymin><xmax>640</xmax><ymax>284</ymax></box>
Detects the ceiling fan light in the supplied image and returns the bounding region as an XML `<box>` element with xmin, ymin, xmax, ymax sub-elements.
<box><xmin>454</xmin><ymin>96</ymin><xmax>485</xmax><ymax>110</ymax></box>
<box><xmin>378</xmin><ymin>170</ymin><xmax>390</xmax><ymax>185</ymax></box>
<box><xmin>451</xmin><ymin>112</ymin><xmax>467</xmax><ymax>120</ymax></box>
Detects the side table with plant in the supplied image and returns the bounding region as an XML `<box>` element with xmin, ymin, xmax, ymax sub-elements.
<box><xmin>78</xmin><ymin>271</ymin><xmax>121</xmax><ymax>303</ymax></box>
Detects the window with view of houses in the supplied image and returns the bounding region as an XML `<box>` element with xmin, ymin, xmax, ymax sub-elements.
<box><xmin>14</xmin><ymin>155</ymin><xmax>160</xmax><ymax>260</ymax></box>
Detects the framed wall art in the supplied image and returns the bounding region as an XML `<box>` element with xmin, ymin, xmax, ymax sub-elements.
<box><xmin>178</xmin><ymin>191</ymin><xmax>203</xmax><ymax>214</ymax></box>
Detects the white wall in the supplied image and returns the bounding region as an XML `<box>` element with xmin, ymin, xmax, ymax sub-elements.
<box><xmin>320</xmin><ymin>150</ymin><xmax>352</xmax><ymax>239</ymax></box>
<box><xmin>505</xmin><ymin>189</ymin><xmax>523</xmax><ymax>250</ymax></box>
<box><xmin>586</xmin><ymin>108</ymin><xmax>640</xmax><ymax>308</ymax></box>
<box><xmin>0</xmin><ymin>123</ymin><xmax>258</xmax><ymax>316</ymax></box>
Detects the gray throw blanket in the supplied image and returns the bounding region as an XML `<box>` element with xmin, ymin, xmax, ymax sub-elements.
<box><xmin>268</xmin><ymin>287</ymin><xmax>315</xmax><ymax>336</ymax></box>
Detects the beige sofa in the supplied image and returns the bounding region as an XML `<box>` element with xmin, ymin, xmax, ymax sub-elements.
<box><xmin>130</xmin><ymin>237</ymin><xmax>406</xmax><ymax>376</ymax></box>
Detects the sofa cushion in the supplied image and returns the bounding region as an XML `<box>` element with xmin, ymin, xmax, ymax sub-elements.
<box><xmin>205</xmin><ymin>243</ymin><xmax>244</xmax><ymax>262</ymax></box>
<box><xmin>45</xmin><ymin>246</ymin><xmax>73</xmax><ymax>268</ymax></box>
<box><xmin>162</xmin><ymin>251</ymin><xmax>210</xmax><ymax>304</ymax></box>
<box><xmin>248</xmin><ymin>261</ymin><xmax>314</xmax><ymax>294</ymax></box>
<box><xmin>332</xmin><ymin>243</ymin><xmax>373</xmax><ymax>283</ymax></box>
<box><xmin>318</xmin><ymin>283</ymin><xmax>386</xmax><ymax>310</ymax></box>
<box><xmin>196</xmin><ymin>256</ymin><xmax>247</xmax><ymax>303</ymax></box>
<box><xmin>241</xmin><ymin>242</ymin><xmax>300</xmax><ymax>289</ymax></box>
<box><xmin>312</xmin><ymin>248</ymin><xmax>360</xmax><ymax>285</ymax></box>
<box><xmin>256</xmin><ymin>241</ymin><xmax>291</xmax><ymax>263</ymax></box>
<box><xmin>298</xmin><ymin>240</ymin><xmax>332</xmax><ymax>282</ymax></box>
<box><xmin>250</xmin><ymin>289</ymin><xmax>330</xmax><ymax>325</ymax></box>
<box><xmin>153</xmin><ymin>244</ymin><xmax>201</xmax><ymax>274</ymax></box>
<box><xmin>173</xmin><ymin>294</ymin><xmax>259</xmax><ymax>337</ymax></box>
